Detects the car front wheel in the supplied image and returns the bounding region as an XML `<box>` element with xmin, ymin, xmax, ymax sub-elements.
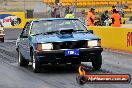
<box><xmin>18</xmin><ymin>50</ymin><xmax>29</xmax><ymax>66</ymax></box>
<box><xmin>92</xmin><ymin>54</ymin><xmax>102</xmax><ymax>70</ymax></box>
<box><xmin>31</xmin><ymin>52</ymin><xmax>41</xmax><ymax>73</ymax></box>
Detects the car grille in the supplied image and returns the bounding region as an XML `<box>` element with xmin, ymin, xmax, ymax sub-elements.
<box><xmin>53</xmin><ymin>40</ymin><xmax>87</xmax><ymax>49</ymax></box>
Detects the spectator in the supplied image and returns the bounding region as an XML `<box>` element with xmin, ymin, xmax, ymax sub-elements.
<box><xmin>112</xmin><ymin>5</ymin><xmax>116</xmax><ymax>10</ymax></box>
<box><xmin>55</xmin><ymin>3</ymin><xmax>59</xmax><ymax>11</ymax></box>
<box><xmin>81</xmin><ymin>9</ymin><xmax>86</xmax><ymax>24</ymax></box>
<box><xmin>81</xmin><ymin>9</ymin><xmax>86</xmax><ymax>16</ymax></box>
<box><xmin>121</xmin><ymin>9</ymin><xmax>125</xmax><ymax>18</ymax></box>
<box><xmin>124</xmin><ymin>1</ymin><xmax>128</xmax><ymax>9</ymax></box>
<box><xmin>55</xmin><ymin>8</ymin><xmax>60</xmax><ymax>18</ymax></box>
<box><xmin>101</xmin><ymin>10</ymin><xmax>109</xmax><ymax>26</ymax></box>
<box><xmin>69</xmin><ymin>4</ymin><xmax>74</xmax><ymax>13</ymax></box>
<box><xmin>65</xmin><ymin>6</ymin><xmax>70</xmax><ymax>15</ymax></box>
<box><xmin>115</xmin><ymin>1</ymin><xmax>122</xmax><ymax>16</ymax></box>
<box><xmin>59</xmin><ymin>3</ymin><xmax>65</xmax><ymax>17</ymax></box>
<box><xmin>51</xmin><ymin>4</ymin><xmax>55</xmax><ymax>17</ymax></box>
<box><xmin>110</xmin><ymin>9</ymin><xmax>121</xmax><ymax>27</ymax></box>
<box><xmin>65</xmin><ymin>11</ymin><xmax>74</xmax><ymax>18</ymax></box>
<box><xmin>86</xmin><ymin>8</ymin><xmax>95</xmax><ymax>26</ymax></box>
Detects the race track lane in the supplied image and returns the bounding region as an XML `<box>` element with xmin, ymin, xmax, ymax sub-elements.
<box><xmin>0</xmin><ymin>29</ymin><xmax>131</xmax><ymax>88</ymax></box>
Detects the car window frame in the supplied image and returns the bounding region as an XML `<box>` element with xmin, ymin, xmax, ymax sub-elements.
<box><xmin>20</xmin><ymin>21</ymin><xmax>32</xmax><ymax>38</ymax></box>
<box><xmin>29</xmin><ymin>21</ymin><xmax>40</xmax><ymax>35</ymax></box>
<box><xmin>28</xmin><ymin>19</ymin><xmax>89</xmax><ymax>35</ymax></box>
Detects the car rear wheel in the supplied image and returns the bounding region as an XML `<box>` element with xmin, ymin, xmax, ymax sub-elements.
<box><xmin>31</xmin><ymin>52</ymin><xmax>41</xmax><ymax>73</ymax></box>
<box><xmin>92</xmin><ymin>54</ymin><xmax>102</xmax><ymax>70</ymax></box>
<box><xmin>0</xmin><ymin>37</ymin><xmax>4</xmax><ymax>42</ymax></box>
<box><xmin>18</xmin><ymin>50</ymin><xmax>29</xmax><ymax>66</ymax></box>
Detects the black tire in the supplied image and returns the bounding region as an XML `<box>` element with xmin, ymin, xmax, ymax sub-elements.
<box><xmin>92</xmin><ymin>54</ymin><xmax>102</xmax><ymax>70</ymax></box>
<box><xmin>17</xmin><ymin>18</ymin><xmax>21</xmax><ymax>24</ymax></box>
<box><xmin>11</xmin><ymin>20</ymin><xmax>15</xmax><ymax>26</ymax></box>
<box><xmin>1</xmin><ymin>37</ymin><xmax>4</xmax><ymax>42</ymax></box>
<box><xmin>11</xmin><ymin>18</ymin><xmax>21</xmax><ymax>26</ymax></box>
<box><xmin>18</xmin><ymin>50</ymin><xmax>29</xmax><ymax>66</ymax></box>
<box><xmin>31</xmin><ymin>51</ymin><xmax>41</xmax><ymax>73</ymax></box>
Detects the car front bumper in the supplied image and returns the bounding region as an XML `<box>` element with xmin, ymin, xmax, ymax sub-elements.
<box><xmin>35</xmin><ymin>47</ymin><xmax>103</xmax><ymax>63</ymax></box>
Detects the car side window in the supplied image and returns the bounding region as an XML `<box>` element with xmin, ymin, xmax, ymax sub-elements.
<box><xmin>23</xmin><ymin>22</ymin><xmax>30</xmax><ymax>35</ymax></box>
<box><xmin>20</xmin><ymin>22</ymin><xmax>31</xmax><ymax>38</ymax></box>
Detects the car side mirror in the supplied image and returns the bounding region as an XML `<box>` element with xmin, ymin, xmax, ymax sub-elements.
<box><xmin>89</xmin><ymin>30</ymin><xmax>94</xmax><ymax>34</ymax></box>
<box><xmin>20</xmin><ymin>34</ymin><xmax>28</xmax><ymax>38</ymax></box>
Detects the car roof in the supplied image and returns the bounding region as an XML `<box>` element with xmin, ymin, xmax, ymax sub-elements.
<box><xmin>33</xmin><ymin>18</ymin><xmax>79</xmax><ymax>22</ymax></box>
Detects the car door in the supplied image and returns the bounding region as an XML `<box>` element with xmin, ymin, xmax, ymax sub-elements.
<box><xmin>19</xmin><ymin>22</ymin><xmax>31</xmax><ymax>60</ymax></box>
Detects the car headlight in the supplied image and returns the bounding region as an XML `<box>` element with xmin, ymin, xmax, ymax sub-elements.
<box><xmin>36</xmin><ymin>43</ymin><xmax>53</xmax><ymax>51</ymax></box>
<box><xmin>42</xmin><ymin>43</ymin><xmax>53</xmax><ymax>50</ymax></box>
<box><xmin>87</xmin><ymin>40</ymin><xmax>101</xmax><ymax>47</ymax></box>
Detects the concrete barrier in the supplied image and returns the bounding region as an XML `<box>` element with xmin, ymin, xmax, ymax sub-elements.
<box><xmin>87</xmin><ymin>26</ymin><xmax>132</xmax><ymax>52</ymax></box>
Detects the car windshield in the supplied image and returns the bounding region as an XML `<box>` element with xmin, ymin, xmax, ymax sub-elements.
<box><xmin>30</xmin><ymin>19</ymin><xmax>88</xmax><ymax>35</ymax></box>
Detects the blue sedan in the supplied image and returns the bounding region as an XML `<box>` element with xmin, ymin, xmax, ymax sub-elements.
<box><xmin>16</xmin><ymin>18</ymin><xmax>103</xmax><ymax>73</ymax></box>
